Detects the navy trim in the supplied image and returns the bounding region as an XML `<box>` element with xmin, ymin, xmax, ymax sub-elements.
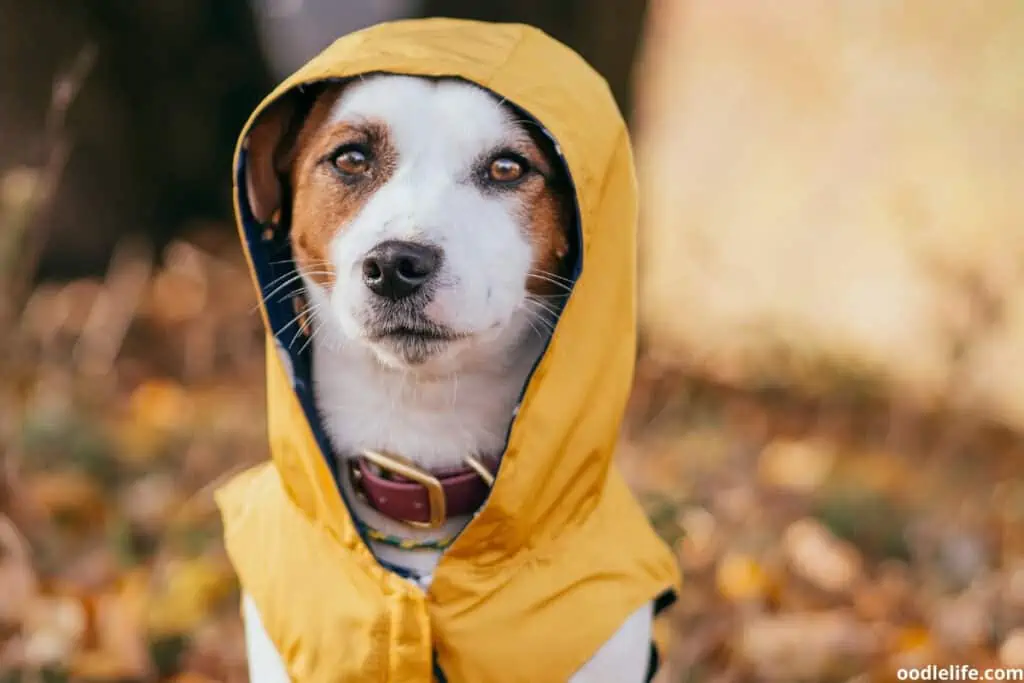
<box><xmin>236</xmin><ymin>146</ymin><xmax>366</xmax><ymax>545</ymax></box>
<box><xmin>645</xmin><ymin>641</ymin><xmax>661</xmax><ymax>683</ymax></box>
<box><xmin>376</xmin><ymin>558</ymin><xmax>418</xmax><ymax>581</ymax></box>
<box><xmin>654</xmin><ymin>589</ymin><xmax>677</xmax><ymax>615</ymax></box>
<box><xmin>432</xmin><ymin>651</ymin><xmax>448</xmax><ymax>682</ymax></box>
<box><xmin>644</xmin><ymin>589</ymin><xmax>678</xmax><ymax>682</ymax></box>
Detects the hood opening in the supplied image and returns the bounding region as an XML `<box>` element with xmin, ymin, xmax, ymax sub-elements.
<box><xmin>236</xmin><ymin>74</ymin><xmax>583</xmax><ymax>564</ymax></box>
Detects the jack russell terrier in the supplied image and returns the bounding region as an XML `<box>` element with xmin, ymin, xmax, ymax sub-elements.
<box><xmin>217</xmin><ymin>18</ymin><xmax>680</xmax><ymax>683</ymax></box>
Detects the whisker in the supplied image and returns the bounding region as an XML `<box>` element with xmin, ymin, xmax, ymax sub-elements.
<box><xmin>296</xmin><ymin>330</ymin><xmax>316</xmax><ymax>356</ymax></box>
<box><xmin>530</xmin><ymin>268</ymin><xmax>574</xmax><ymax>285</ymax></box>
<box><xmin>260</xmin><ymin>272</ymin><xmax>306</xmax><ymax>296</ymax></box>
<box><xmin>519</xmin><ymin>302</ymin><xmax>557</xmax><ymax>336</ymax></box>
<box><xmin>525</xmin><ymin>273</ymin><xmax>572</xmax><ymax>294</ymax></box>
<box><xmin>262</xmin><ymin>264</ymin><xmax>335</xmax><ymax>292</ymax></box>
<box><xmin>269</xmin><ymin>257</ymin><xmax>333</xmax><ymax>268</ymax></box>
<box><xmin>523</xmin><ymin>315</ymin><xmax>544</xmax><ymax>339</ymax></box>
<box><xmin>525</xmin><ymin>296</ymin><xmax>562</xmax><ymax>320</ymax></box>
<box><xmin>261</xmin><ymin>271</ymin><xmax>334</xmax><ymax>303</ymax></box>
<box><xmin>261</xmin><ymin>269</ymin><xmax>302</xmax><ymax>291</ymax></box>
<box><xmin>274</xmin><ymin>308</ymin><xmax>310</xmax><ymax>339</ymax></box>
<box><xmin>288</xmin><ymin>304</ymin><xmax>321</xmax><ymax>350</ymax></box>
<box><xmin>297</xmin><ymin>316</ymin><xmax>325</xmax><ymax>356</ymax></box>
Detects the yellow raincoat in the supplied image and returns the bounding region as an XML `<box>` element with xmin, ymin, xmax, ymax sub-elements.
<box><xmin>216</xmin><ymin>17</ymin><xmax>680</xmax><ymax>682</ymax></box>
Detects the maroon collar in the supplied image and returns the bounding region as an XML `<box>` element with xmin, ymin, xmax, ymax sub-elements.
<box><xmin>347</xmin><ymin>451</ymin><xmax>499</xmax><ymax>528</ymax></box>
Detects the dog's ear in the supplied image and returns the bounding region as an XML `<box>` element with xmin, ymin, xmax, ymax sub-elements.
<box><xmin>244</xmin><ymin>94</ymin><xmax>306</xmax><ymax>224</ymax></box>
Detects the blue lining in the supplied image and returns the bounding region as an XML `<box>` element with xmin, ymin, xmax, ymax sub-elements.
<box><xmin>432</xmin><ymin>651</ymin><xmax>448</xmax><ymax>682</ymax></box>
<box><xmin>643</xmin><ymin>589</ymin><xmax>678</xmax><ymax>682</ymax></box>
<box><xmin>655</xmin><ymin>589</ymin><xmax>677</xmax><ymax>615</ymax></box>
<box><xmin>236</xmin><ymin>148</ymin><xmax>347</xmax><ymax>491</ymax></box>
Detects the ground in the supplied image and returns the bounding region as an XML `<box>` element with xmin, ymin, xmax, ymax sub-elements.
<box><xmin>0</xmin><ymin>231</ymin><xmax>1021</xmax><ymax>682</ymax></box>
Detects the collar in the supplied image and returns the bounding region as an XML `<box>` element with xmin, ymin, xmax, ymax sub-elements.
<box><xmin>347</xmin><ymin>450</ymin><xmax>498</xmax><ymax>529</ymax></box>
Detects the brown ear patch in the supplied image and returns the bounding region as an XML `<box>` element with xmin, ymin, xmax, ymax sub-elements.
<box><xmin>242</xmin><ymin>81</ymin><xmax>398</xmax><ymax>291</ymax></box>
<box><xmin>517</xmin><ymin>126</ymin><xmax>574</xmax><ymax>298</ymax></box>
<box><xmin>525</xmin><ymin>183</ymin><xmax>572</xmax><ymax>297</ymax></box>
<box><xmin>286</xmin><ymin>92</ymin><xmax>398</xmax><ymax>289</ymax></box>
<box><xmin>244</xmin><ymin>94</ymin><xmax>310</xmax><ymax>224</ymax></box>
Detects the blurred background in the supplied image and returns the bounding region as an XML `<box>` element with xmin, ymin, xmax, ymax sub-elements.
<box><xmin>1</xmin><ymin>1</ymin><xmax>1023</xmax><ymax>681</ymax></box>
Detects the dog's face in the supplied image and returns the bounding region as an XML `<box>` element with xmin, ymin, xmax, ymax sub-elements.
<box><xmin>246</xmin><ymin>75</ymin><xmax>572</xmax><ymax>374</ymax></box>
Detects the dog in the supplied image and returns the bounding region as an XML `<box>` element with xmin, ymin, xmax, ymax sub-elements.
<box><xmin>240</xmin><ymin>72</ymin><xmax>655</xmax><ymax>683</ymax></box>
<box><xmin>218</xmin><ymin>18</ymin><xmax>681</xmax><ymax>683</ymax></box>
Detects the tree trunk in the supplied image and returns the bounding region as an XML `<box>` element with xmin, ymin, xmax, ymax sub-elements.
<box><xmin>633</xmin><ymin>0</ymin><xmax>1024</xmax><ymax>430</ymax></box>
<box><xmin>0</xmin><ymin>0</ymin><xmax>272</xmax><ymax>279</ymax></box>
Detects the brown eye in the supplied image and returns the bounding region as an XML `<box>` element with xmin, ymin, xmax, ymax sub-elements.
<box><xmin>488</xmin><ymin>156</ymin><xmax>526</xmax><ymax>184</ymax></box>
<box><xmin>333</xmin><ymin>148</ymin><xmax>369</xmax><ymax>175</ymax></box>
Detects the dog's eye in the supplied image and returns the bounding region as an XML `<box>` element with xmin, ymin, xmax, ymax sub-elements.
<box><xmin>487</xmin><ymin>156</ymin><xmax>527</xmax><ymax>184</ymax></box>
<box><xmin>331</xmin><ymin>146</ymin><xmax>370</xmax><ymax>176</ymax></box>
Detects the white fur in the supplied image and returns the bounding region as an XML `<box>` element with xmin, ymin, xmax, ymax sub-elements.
<box><xmin>244</xmin><ymin>76</ymin><xmax>653</xmax><ymax>682</ymax></box>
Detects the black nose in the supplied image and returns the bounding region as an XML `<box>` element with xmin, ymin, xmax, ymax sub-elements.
<box><xmin>361</xmin><ymin>240</ymin><xmax>441</xmax><ymax>300</ymax></box>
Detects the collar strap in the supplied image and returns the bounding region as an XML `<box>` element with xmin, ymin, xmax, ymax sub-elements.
<box><xmin>348</xmin><ymin>450</ymin><xmax>498</xmax><ymax>529</ymax></box>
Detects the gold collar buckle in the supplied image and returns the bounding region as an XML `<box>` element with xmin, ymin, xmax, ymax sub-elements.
<box><xmin>358</xmin><ymin>449</ymin><xmax>448</xmax><ymax>529</ymax></box>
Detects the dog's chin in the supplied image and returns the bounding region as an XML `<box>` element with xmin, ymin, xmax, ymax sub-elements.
<box><xmin>368</xmin><ymin>333</ymin><xmax>455</xmax><ymax>370</ymax></box>
<box><xmin>360</xmin><ymin>318</ymin><xmax>525</xmax><ymax>375</ymax></box>
<box><xmin>356</xmin><ymin>320</ymin><xmax>467</xmax><ymax>374</ymax></box>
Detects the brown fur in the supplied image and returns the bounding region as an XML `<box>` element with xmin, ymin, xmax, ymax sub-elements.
<box><xmin>516</xmin><ymin>130</ymin><xmax>572</xmax><ymax>297</ymax></box>
<box><xmin>287</xmin><ymin>90</ymin><xmax>398</xmax><ymax>288</ymax></box>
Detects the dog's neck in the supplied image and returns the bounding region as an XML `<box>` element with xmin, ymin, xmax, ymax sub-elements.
<box><xmin>310</xmin><ymin>328</ymin><xmax>548</xmax><ymax>580</ymax></box>
<box><xmin>312</xmin><ymin>334</ymin><xmax>545</xmax><ymax>470</ymax></box>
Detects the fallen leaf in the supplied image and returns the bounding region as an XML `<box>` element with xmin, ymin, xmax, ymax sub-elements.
<box><xmin>0</xmin><ymin>517</ymin><xmax>37</xmax><ymax>626</ymax></box>
<box><xmin>677</xmin><ymin>506</ymin><xmax>719</xmax><ymax>570</ymax></box>
<box><xmin>738</xmin><ymin>610</ymin><xmax>877</xmax><ymax>680</ymax></box>
<box><xmin>759</xmin><ymin>437</ymin><xmax>835</xmax><ymax>493</ymax></box>
<box><xmin>119</xmin><ymin>473</ymin><xmax>182</xmax><ymax>534</ymax></box>
<box><xmin>889</xmin><ymin>626</ymin><xmax>941</xmax><ymax>671</ymax></box>
<box><xmin>70</xmin><ymin>572</ymin><xmax>153</xmax><ymax>680</ymax></box>
<box><xmin>21</xmin><ymin>595</ymin><xmax>88</xmax><ymax>668</ymax></box>
<box><xmin>783</xmin><ymin>518</ymin><xmax>864</xmax><ymax>594</ymax></box>
<box><xmin>147</xmin><ymin>557</ymin><xmax>236</xmax><ymax>636</ymax></box>
<box><xmin>25</xmin><ymin>471</ymin><xmax>106</xmax><ymax>528</ymax></box>
<box><xmin>716</xmin><ymin>552</ymin><xmax>772</xmax><ymax>603</ymax></box>
<box><xmin>129</xmin><ymin>378</ymin><xmax>194</xmax><ymax>434</ymax></box>
<box><xmin>931</xmin><ymin>590</ymin><xmax>993</xmax><ymax>650</ymax></box>
<box><xmin>1000</xmin><ymin>629</ymin><xmax>1024</xmax><ymax>668</ymax></box>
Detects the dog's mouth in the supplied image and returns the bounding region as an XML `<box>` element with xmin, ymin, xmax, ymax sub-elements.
<box><xmin>363</xmin><ymin>318</ymin><xmax>468</xmax><ymax>366</ymax></box>
<box><xmin>368</xmin><ymin>323</ymin><xmax>462</xmax><ymax>343</ymax></box>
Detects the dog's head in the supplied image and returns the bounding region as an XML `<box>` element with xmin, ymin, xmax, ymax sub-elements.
<box><xmin>245</xmin><ymin>75</ymin><xmax>574</xmax><ymax>374</ymax></box>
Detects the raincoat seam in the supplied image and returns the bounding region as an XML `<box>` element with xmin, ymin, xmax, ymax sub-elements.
<box><xmin>597</xmin><ymin>126</ymin><xmax>630</xmax><ymax>221</ymax></box>
<box><xmin>481</xmin><ymin>24</ymin><xmax>530</xmax><ymax>88</ymax></box>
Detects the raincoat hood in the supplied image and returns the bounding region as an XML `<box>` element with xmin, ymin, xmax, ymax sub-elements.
<box><xmin>217</xmin><ymin>17</ymin><xmax>680</xmax><ymax>682</ymax></box>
